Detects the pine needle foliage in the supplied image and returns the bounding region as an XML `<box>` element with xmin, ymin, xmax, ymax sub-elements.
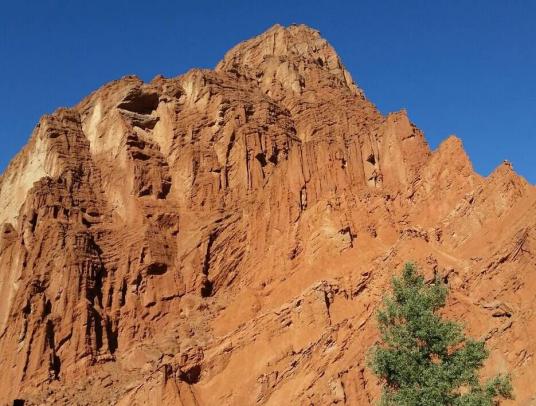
<box><xmin>369</xmin><ymin>263</ymin><xmax>513</xmax><ymax>406</ymax></box>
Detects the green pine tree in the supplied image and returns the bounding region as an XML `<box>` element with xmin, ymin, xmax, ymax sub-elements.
<box><xmin>368</xmin><ymin>263</ymin><xmax>513</xmax><ymax>406</ymax></box>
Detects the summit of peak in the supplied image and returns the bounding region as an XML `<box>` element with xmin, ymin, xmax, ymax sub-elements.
<box><xmin>437</xmin><ymin>134</ymin><xmax>465</xmax><ymax>154</ymax></box>
<box><xmin>215</xmin><ymin>23</ymin><xmax>363</xmax><ymax>99</ymax></box>
<box><xmin>493</xmin><ymin>159</ymin><xmax>515</xmax><ymax>175</ymax></box>
<box><xmin>486</xmin><ymin>158</ymin><xmax>533</xmax><ymax>193</ymax></box>
<box><xmin>265</xmin><ymin>23</ymin><xmax>321</xmax><ymax>35</ymax></box>
<box><xmin>216</xmin><ymin>23</ymin><xmax>329</xmax><ymax>70</ymax></box>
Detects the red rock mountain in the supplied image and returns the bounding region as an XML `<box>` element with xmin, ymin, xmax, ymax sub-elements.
<box><xmin>0</xmin><ymin>24</ymin><xmax>534</xmax><ymax>405</ymax></box>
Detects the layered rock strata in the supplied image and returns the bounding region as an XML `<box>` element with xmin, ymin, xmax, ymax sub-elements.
<box><xmin>0</xmin><ymin>24</ymin><xmax>534</xmax><ymax>405</ymax></box>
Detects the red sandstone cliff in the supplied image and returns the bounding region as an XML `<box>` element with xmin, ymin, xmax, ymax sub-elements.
<box><xmin>0</xmin><ymin>24</ymin><xmax>534</xmax><ymax>405</ymax></box>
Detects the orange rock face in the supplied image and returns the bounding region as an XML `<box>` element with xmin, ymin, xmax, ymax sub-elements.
<box><xmin>0</xmin><ymin>24</ymin><xmax>534</xmax><ymax>405</ymax></box>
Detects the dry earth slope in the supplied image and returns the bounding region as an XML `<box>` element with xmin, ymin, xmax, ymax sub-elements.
<box><xmin>0</xmin><ymin>24</ymin><xmax>535</xmax><ymax>405</ymax></box>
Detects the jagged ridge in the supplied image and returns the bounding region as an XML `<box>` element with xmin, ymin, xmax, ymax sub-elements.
<box><xmin>0</xmin><ymin>24</ymin><xmax>534</xmax><ymax>405</ymax></box>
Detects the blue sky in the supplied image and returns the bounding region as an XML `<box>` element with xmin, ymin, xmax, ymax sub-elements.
<box><xmin>1</xmin><ymin>0</ymin><xmax>534</xmax><ymax>182</ymax></box>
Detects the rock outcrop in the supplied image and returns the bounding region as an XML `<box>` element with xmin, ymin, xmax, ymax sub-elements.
<box><xmin>0</xmin><ymin>24</ymin><xmax>534</xmax><ymax>405</ymax></box>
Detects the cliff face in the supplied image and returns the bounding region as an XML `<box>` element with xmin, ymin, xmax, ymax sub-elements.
<box><xmin>0</xmin><ymin>24</ymin><xmax>534</xmax><ymax>405</ymax></box>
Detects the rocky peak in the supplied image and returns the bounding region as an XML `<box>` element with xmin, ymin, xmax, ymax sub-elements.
<box><xmin>0</xmin><ymin>24</ymin><xmax>535</xmax><ymax>406</ymax></box>
<box><xmin>216</xmin><ymin>24</ymin><xmax>363</xmax><ymax>99</ymax></box>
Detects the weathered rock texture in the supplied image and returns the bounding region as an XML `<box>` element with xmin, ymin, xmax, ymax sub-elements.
<box><xmin>0</xmin><ymin>24</ymin><xmax>535</xmax><ymax>405</ymax></box>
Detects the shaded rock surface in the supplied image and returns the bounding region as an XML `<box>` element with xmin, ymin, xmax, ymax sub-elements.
<box><xmin>0</xmin><ymin>24</ymin><xmax>535</xmax><ymax>405</ymax></box>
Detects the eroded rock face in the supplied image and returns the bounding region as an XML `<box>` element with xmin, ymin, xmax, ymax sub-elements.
<box><xmin>0</xmin><ymin>24</ymin><xmax>534</xmax><ymax>405</ymax></box>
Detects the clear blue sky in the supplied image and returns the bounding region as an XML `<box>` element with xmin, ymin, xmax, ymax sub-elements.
<box><xmin>1</xmin><ymin>0</ymin><xmax>534</xmax><ymax>183</ymax></box>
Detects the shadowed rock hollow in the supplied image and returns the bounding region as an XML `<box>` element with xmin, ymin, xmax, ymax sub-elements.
<box><xmin>0</xmin><ymin>24</ymin><xmax>535</xmax><ymax>405</ymax></box>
